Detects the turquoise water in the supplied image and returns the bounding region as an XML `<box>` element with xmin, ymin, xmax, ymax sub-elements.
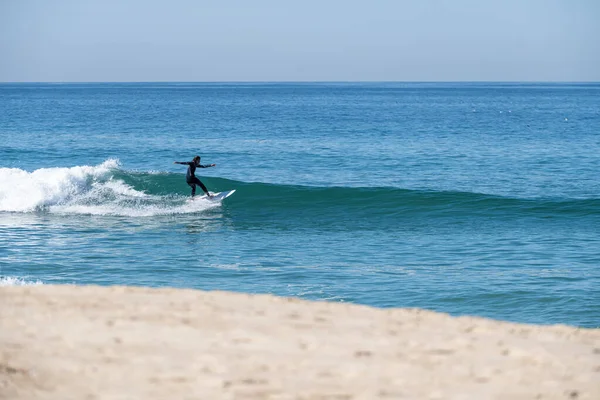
<box><xmin>1</xmin><ymin>82</ymin><xmax>599</xmax><ymax>328</ymax></box>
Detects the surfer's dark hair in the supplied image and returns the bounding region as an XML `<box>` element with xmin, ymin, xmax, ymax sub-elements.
<box><xmin>193</xmin><ymin>155</ymin><xmax>201</xmax><ymax>162</ymax></box>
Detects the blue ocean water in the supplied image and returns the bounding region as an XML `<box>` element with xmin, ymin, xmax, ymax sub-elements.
<box><xmin>1</xmin><ymin>82</ymin><xmax>599</xmax><ymax>328</ymax></box>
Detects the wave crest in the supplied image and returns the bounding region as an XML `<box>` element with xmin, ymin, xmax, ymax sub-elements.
<box><xmin>0</xmin><ymin>159</ymin><xmax>218</xmax><ymax>216</ymax></box>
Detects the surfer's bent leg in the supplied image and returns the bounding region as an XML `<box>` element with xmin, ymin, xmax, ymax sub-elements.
<box><xmin>193</xmin><ymin>177</ymin><xmax>210</xmax><ymax>196</ymax></box>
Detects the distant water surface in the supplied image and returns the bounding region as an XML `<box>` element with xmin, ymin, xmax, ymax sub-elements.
<box><xmin>1</xmin><ymin>82</ymin><xmax>599</xmax><ymax>328</ymax></box>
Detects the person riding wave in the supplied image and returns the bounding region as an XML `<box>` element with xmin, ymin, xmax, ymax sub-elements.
<box><xmin>174</xmin><ymin>155</ymin><xmax>216</xmax><ymax>197</ymax></box>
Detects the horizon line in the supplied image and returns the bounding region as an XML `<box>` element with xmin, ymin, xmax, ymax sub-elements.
<box><xmin>1</xmin><ymin>80</ymin><xmax>599</xmax><ymax>84</ymax></box>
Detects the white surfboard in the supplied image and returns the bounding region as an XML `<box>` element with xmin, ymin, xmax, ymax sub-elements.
<box><xmin>206</xmin><ymin>189</ymin><xmax>236</xmax><ymax>201</ymax></box>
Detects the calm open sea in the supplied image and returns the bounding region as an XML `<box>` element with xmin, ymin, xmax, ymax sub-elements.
<box><xmin>1</xmin><ymin>82</ymin><xmax>598</xmax><ymax>327</ymax></box>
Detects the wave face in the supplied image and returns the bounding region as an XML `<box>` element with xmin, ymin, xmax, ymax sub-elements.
<box><xmin>2</xmin><ymin>160</ymin><xmax>598</xmax><ymax>224</ymax></box>
<box><xmin>228</xmin><ymin>181</ymin><xmax>600</xmax><ymax>217</ymax></box>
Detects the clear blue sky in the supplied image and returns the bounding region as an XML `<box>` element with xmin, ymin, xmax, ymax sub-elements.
<box><xmin>1</xmin><ymin>0</ymin><xmax>598</xmax><ymax>82</ymax></box>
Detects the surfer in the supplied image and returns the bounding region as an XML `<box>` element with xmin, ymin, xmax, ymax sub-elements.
<box><xmin>174</xmin><ymin>156</ymin><xmax>216</xmax><ymax>197</ymax></box>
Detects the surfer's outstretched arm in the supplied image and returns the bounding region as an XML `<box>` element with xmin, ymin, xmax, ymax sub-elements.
<box><xmin>198</xmin><ymin>164</ymin><xmax>216</xmax><ymax>168</ymax></box>
<box><xmin>174</xmin><ymin>161</ymin><xmax>193</xmax><ymax>165</ymax></box>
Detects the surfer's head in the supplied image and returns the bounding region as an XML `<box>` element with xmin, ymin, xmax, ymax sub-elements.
<box><xmin>193</xmin><ymin>155</ymin><xmax>201</xmax><ymax>164</ymax></box>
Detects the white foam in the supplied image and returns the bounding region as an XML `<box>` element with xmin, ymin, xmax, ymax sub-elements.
<box><xmin>0</xmin><ymin>276</ymin><xmax>44</xmax><ymax>286</ymax></box>
<box><xmin>0</xmin><ymin>159</ymin><xmax>217</xmax><ymax>217</ymax></box>
<box><xmin>51</xmin><ymin>198</ymin><xmax>216</xmax><ymax>217</ymax></box>
<box><xmin>102</xmin><ymin>180</ymin><xmax>147</xmax><ymax>197</ymax></box>
<box><xmin>0</xmin><ymin>159</ymin><xmax>120</xmax><ymax>212</ymax></box>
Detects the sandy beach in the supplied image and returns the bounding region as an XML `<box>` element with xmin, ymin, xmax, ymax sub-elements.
<box><xmin>1</xmin><ymin>285</ymin><xmax>598</xmax><ymax>399</ymax></box>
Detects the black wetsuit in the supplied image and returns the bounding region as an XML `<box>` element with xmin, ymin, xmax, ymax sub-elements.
<box><xmin>175</xmin><ymin>161</ymin><xmax>211</xmax><ymax>197</ymax></box>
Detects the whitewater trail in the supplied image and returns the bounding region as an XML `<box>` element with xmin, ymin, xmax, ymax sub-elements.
<box><xmin>0</xmin><ymin>159</ymin><xmax>217</xmax><ymax>216</ymax></box>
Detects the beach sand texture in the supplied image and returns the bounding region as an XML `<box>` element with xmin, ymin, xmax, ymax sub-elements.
<box><xmin>1</xmin><ymin>285</ymin><xmax>599</xmax><ymax>399</ymax></box>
